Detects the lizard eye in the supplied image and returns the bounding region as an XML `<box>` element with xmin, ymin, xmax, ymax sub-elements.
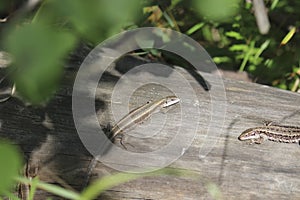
<box><xmin>246</xmin><ymin>131</ymin><xmax>259</xmax><ymax>138</ymax></box>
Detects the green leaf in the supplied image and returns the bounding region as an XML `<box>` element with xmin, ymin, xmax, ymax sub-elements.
<box><xmin>229</xmin><ymin>44</ymin><xmax>248</xmax><ymax>51</ymax></box>
<box><xmin>29</xmin><ymin>177</ymin><xmax>39</xmax><ymax>200</ymax></box>
<box><xmin>40</xmin><ymin>0</ymin><xmax>142</xmax><ymax>43</ymax></box>
<box><xmin>0</xmin><ymin>141</ymin><xmax>22</xmax><ymax>195</ymax></box>
<box><xmin>239</xmin><ymin>41</ymin><xmax>255</xmax><ymax>71</ymax></box>
<box><xmin>81</xmin><ymin>173</ymin><xmax>144</xmax><ymax>199</ymax></box>
<box><xmin>81</xmin><ymin>168</ymin><xmax>195</xmax><ymax>200</ymax></box>
<box><xmin>193</xmin><ymin>0</ymin><xmax>241</xmax><ymax>22</ymax></box>
<box><xmin>206</xmin><ymin>183</ymin><xmax>222</xmax><ymax>200</ymax></box>
<box><xmin>280</xmin><ymin>26</ymin><xmax>296</xmax><ymax>46</ymax></box>
<box><xmin>162</xmin><ymin>11</ymin><xmax>175</xmax><ymax>28</ymax></box>
<box><xmin>225</xmin><ymin>31</ymin><xmax>244</xmax><ymax>40</ymax></box>
<box><xmin>16</xmin><ymin>177</ymin><xmax>80</xmax><ymax>200</ymax></box>
<box><xmin>171</xmin><ymin>0</ymin><xmax>182</xmax><ymax>9</ymax></box>
<box><xmin>135</xmin><ymin>34</ymin><xmax>155</xmax><ymax>49</ymax></box>
<box><xmin>213</xmin><ymin>56</ymin><xmax>232</xmax><ymax>64</ymax></box>
<box><xmin>254</xmin><ymin>39</ymin><xmax>270</xmax><ymax>60</ymax></box>
<box><xmin>186</xmin><ymin>23</ymin><xmax>205</xmax><ymax>35</ymax></box>
<box><xmin>271</xmin><ymin>0</ymin><xmax>279</xmax><ymax>10</ymax></box>
<box><xmin>248</xmin><ymin>65</ymin><xmax>257</xmax><ymax>72</ymax></box>
<box><xmin>4</xmin><ymin>22</ymin><xmax>76</xmax><ymax>104</ymax></box>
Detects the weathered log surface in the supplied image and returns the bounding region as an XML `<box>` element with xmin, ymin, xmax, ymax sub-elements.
<box><xmin>1</xmin><ymin>56</ymin><xmax>300</xmax><ymax>200</ymax></box>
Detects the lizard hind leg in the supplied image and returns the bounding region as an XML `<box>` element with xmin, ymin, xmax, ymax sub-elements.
<box><xmin>119</xmin><ymin>136</ymin><xmax>128</xmax><ymax>150</ymax></box>
<box><xmin>263</xmin><ymin>120</ymin><xmax>279</xmax><ymax>126</ymax></box>
<box><xmin>254</xmin><ymin>136</ymin><xmax>265</xmax><ymax>144</ymax></box>
<box><xmin>115</xmin><ymin>135</ymin><xmax>134</xmax><ymax>150</ymax></box>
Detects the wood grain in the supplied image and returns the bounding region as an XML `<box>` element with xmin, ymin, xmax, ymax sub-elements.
<box><xmin>1</xmin><ymin>56</ymin><xmax>300</xmax><ymax>199</ymax></box>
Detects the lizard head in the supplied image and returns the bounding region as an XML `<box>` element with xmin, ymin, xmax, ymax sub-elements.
<box><xmin>162</xmin><ymin>96</ymin><xmax>180</xmax><ymax>108</ymax></box>
<box><xmin>238</xmin><ymin>128</ymin><xmax>261</xmax><ymax>141</ymax></box>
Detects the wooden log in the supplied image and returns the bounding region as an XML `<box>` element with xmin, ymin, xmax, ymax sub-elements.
<box><xmin>1</xmin><ymin>56</ymin><xmax>300</xmax><ymax>199</ymax></box>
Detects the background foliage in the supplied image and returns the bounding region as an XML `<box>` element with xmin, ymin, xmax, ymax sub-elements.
<box><xmin>1</xmin><ymin>0</ymin><xmax>300</xmax><ymax>104</ymax></box>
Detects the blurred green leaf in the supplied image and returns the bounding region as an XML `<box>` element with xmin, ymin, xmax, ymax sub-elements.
<box><xmin>80</xmin><ymin>168</ymin><xmax>195</xmax><ymax>200</ymax></box>
<box><xmin>193</xmin><ymin>0</ymin><xmax>241</xmax><ymax>22</ymax></box>
<box><xmin>225</xmin><ymin>31</ymin><xmax>244</xmax><ymax>40</ymax></box>
<box><xmin>248</xmin><ymin>64</ymin><xmax>257</xmax><ymax>72</ymax></box>
<box><xmin>186</xmin><ymin>23</ymin><xmax>205</xmax><ymax>35</ymax></box>
<box><xmin>163</xmin><ymin>11</ymin><xmax>174</xmax><ymax>27</ymax></box>
<box><xmin>81</xmin><ymin>173</ymin><xmax>144</xmax><ymax>199</ymax></box>
<box><xmin>5</xmin><ymin>22</ymin><xmax>76</xmax><ymax>104</ymax></box>
<box><xmin>229</xmin><ymin>44</ymin><xmax>248</xmax><ymax>51</ymax></box>
<box><xmin>0</xmin><ymin>140</ymin><xmax>22</xmax><ymax>195</ymax></box>
<box><xmin>135</xmin><ymin>34</ymin><xmax>155</xmax><ymax>49</ymax></box>
<box><xmin>239</xmin><ymin>41</ymin><xmax>255</xmax><ymax>71</ymax></box>
<box><xmin>271</xmin><ymin>0</ymin><xmax>280</xmax><ymax>10</ymax></box>
<box><xmin>206</xmin><ymin>183</ymin><xmax>222</xmax><ymax>200</ymax></box>
<box><xmin>280</xmin><ymin>26</ymin><xmax>296</xmax><ymax>46</ymax></box>
<box><xmin>29</xmin><ymin>177</ymin><xmax>39</xmax><ymax>200</ymax></box>
<box><xmin>202</xmin><ymin>25</ymin><xmax>214</xmax><ymax>42</ymax></box>
<box><xmin>16</xmin><ymin>177</ymin><xmax>80</xmax><ymax>200</ymax></box>
<box><xmin>37</xmin><ymin>0</ymin><xmax>142</xmax><ymax>43</ymax></box>
<box><xmin>277</xmin><ymin>81</ymin><xmax>287</xmax><ymax>90</ymax></box>
<box><xmin>254</xmin><ymin>39</ymin><xmax>270</xmax><ymax>60</ymax></box>
<box><xmin>171</xmin><ymin>0</ymin><xmax>182</xmax><ymax>9</ymax></box>
<box><xmin>213</xmin><ymin>56</ymin><xmax>232</xmax><ymax>64</ymax></box>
